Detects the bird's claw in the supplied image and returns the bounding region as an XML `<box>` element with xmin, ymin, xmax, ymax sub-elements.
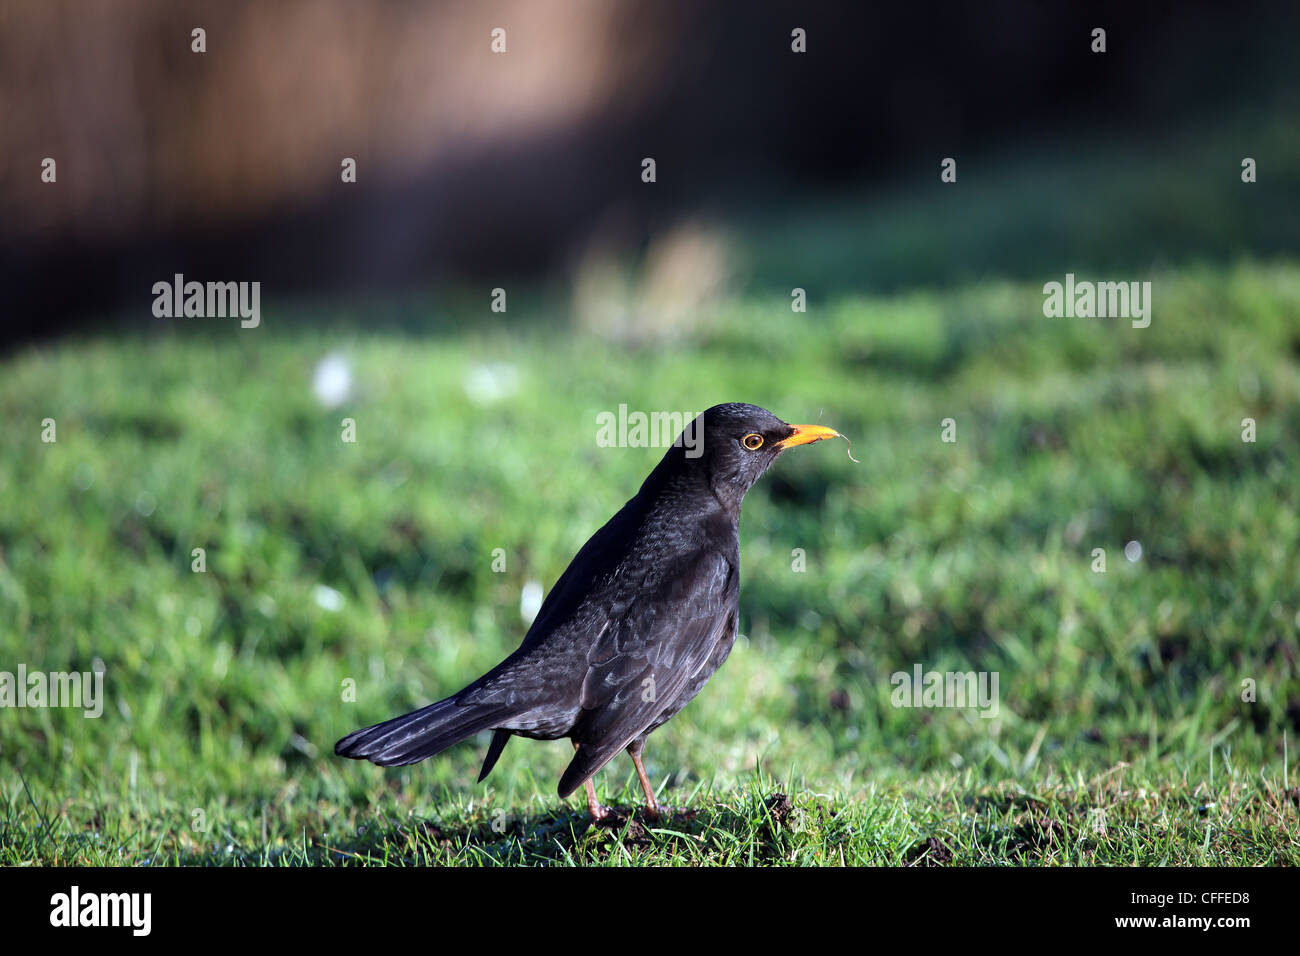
<box><xmin>639</xmin><ymin>803</ymin><xmax>692</xmax><ymax>823</ymax></box>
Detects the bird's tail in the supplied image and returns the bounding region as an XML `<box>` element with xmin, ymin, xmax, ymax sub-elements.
<box><xmin>335</xmin><ymin>697</ymin><xmax>506</xmax><ymax>767</ymax></box>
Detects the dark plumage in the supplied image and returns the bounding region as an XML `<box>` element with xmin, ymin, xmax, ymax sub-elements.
<box><xmin>335</xmin><ymin>402</ymin><xmax>839</xmax><ymax>820</ymax></box>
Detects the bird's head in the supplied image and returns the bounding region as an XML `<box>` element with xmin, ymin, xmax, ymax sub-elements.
<box><xmin>659</xmin><ymin>402</ymin><xmax>839</xmax><ymax>508</ymax></box>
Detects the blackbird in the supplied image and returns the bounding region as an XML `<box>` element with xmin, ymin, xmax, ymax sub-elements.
<box><xmin>335</xmin><ymin>402</ymin><xmax>839</xmax><ymax>821</ymax></box>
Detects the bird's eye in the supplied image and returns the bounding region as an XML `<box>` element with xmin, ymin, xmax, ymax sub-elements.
<box><xmin>741</xmin><ymin>433</ymin><xmax>764</xmax><ymax>450</ymax></box>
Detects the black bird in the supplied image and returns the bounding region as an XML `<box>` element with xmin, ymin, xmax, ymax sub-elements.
<box><xmin>335</xmin><ymin>403</ymin><xmax>839</xmax><ymax>820</ymax></box>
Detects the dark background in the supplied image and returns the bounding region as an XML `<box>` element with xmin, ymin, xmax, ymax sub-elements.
<box><xmin>4</xmin><ymin>0</ymin><xmax>1297</xmax><ymax>346</ymax></box>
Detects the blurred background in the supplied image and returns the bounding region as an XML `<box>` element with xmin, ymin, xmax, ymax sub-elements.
<box><xmin>2</xmin><ymin>0</ymin><xmax>1299</xmax><ymax>863</ymax></box>
<box><xmin>4</xmin><ymin>0</ymin><xmax>1299</xmax><ymax>342</ymax></box>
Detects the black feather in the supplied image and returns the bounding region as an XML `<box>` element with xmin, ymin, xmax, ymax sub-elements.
<box><xmin>334</xmin><ymin>697</ymin><xmax>506</xmax><ymax>766</ymax></box>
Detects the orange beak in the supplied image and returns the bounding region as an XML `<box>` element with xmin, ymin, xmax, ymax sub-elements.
<box><xmin>775</xmin><ymin>424</ymin><xmax>840</xmax><ymax>449</ymax></box>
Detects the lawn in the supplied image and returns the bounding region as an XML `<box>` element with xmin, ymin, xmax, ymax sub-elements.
<box><xmin>1</xmin><ymin>255</ymin><xmax>1298</xmax><ymax>865</ymax></box>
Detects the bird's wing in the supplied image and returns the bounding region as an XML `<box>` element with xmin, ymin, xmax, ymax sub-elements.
<box><xmin>556</xmin><ymin>547</ymin><xmax>736</xmax><ymax>797</ymax></box>
<box><xmin>454</xmin><ymin>497</ymin><xmax>649</xmax><ymax>713</ymax></box>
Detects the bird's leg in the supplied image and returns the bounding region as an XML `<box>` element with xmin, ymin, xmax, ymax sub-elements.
<box><xmin>627</xmin><ymin>740</ymin><xmax>661</xmax><ymax>820</ymax></box>
<box><xmin>573</xmin><ymin>741</ymin><xmax>611</xmax><ymax>823</ymax></box>
<box><xmin>583</xmin><ymin>778</ymin><xmax>610</xmax><ymax>823</ymax></box>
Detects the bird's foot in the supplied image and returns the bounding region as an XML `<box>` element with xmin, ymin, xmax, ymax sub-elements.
<box><xmin>585</xmin><ymin>805</ymin><xmax>651</xmax><ymax>844</ymax></box>
<box><xmin>638</xmin><ymin>802</ymin><xmax>694</xmax><ymax>823</ymax></box>
<box><xmin>583</xmin><ymin>776</ymin><xmax>618</xmax><ymax>825</ymax></box>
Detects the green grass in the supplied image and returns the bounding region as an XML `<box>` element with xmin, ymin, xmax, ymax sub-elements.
<box><xmin>2</xmin><ymin>258</ymin><xmax>1298</xmax><ymax>865</ymax></box>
